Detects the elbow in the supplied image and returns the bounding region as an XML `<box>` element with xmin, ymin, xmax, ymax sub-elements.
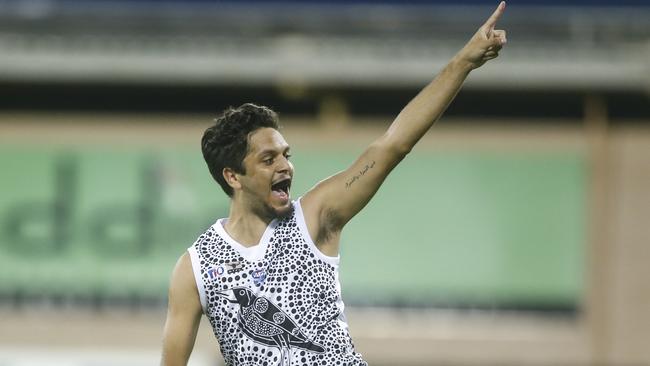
<box><xmin>370</xmin><ymin>135</ymin><xmax>412</xmax><ymax>165</ymax></box>
<box><xmin>378</xmin><ymin>140</ymin><xmax>412</xmax><ymax>160</ymax></box>
<box><xmin>392</xmin><ymin>142</ymin><xmax>413</xmax><ymax>158</ymax></box>
<box><xmin>376</xmin><ymin>132</ymin><xmax>413</xmax><ymax>160</ymax></box>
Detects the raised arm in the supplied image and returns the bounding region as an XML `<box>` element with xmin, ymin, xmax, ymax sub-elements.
<box><xmin>382</xmin><ymin>1</ymin><xmax>507</xmax><ymax>154</ymax></box>
<box><xmin>160</xmin><ymin>253</ymin><xmax>203</xmax><ymax>366</ymax></box>
<box><xmin>301</xmin><ymin>2</ymin><xmax>507</xmax><ymax>255</ymax></box>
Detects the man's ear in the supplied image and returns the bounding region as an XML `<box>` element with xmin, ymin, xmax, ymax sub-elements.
<box><xmin>223</xmin><ymin>167</ymin><xmax>241</xmax><ymax>191</ymax></box>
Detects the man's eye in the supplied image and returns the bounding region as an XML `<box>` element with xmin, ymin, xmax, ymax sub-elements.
<box><xmin>264</xmin><ymin>158</ymin><xmax>273</xmax><ymax>165</ymax></box>
<box><xmin>284</xmin><ymin>154</ymin><xmax>292</xmax><ymax>160</ymax></box>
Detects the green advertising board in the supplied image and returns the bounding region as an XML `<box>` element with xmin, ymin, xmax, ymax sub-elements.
<box><xmin>0</xmin><ymin>144</ymin><xmax>585</xmax><ymax>308</ymax></box>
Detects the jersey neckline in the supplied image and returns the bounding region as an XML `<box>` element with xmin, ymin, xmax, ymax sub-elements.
<box><xmin>212</xmin><ymin>212</ymin><xmax>281</xmax><ymax>262</ymax></box>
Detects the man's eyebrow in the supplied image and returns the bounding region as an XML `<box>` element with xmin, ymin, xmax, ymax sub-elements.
<box><xmin>257</xmin><ymin>146</ymin><xmax>290</xmax><ymax>157</ymax></box>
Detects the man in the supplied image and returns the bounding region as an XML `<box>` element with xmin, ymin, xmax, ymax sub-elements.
<box><xmin>161</xmin><ymin>2</ymin><xmax>507</xmax><ymax>365</ymax></box>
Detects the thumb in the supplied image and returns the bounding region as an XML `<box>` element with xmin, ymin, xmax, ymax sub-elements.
<box><xmin>492</xmin><ymin>29</ymin><xmax>507</xmax><ymax>45</ymax></box>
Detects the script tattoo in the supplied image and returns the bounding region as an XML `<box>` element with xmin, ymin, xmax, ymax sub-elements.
<box><xmin>345</xmin><ymin>160</ymin><xmax>376</xmax><ymax>188</ymax></box>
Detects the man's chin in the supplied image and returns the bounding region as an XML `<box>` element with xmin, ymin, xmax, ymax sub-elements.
<box><xmin>273</xmin><ymin>201</ymin><xmax>294</xmax><ymax>219</ymax></box>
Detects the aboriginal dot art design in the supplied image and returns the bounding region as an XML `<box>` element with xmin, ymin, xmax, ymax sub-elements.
<box><xmin>189</xmin><ymin>201</ymin><xmax>367</xmax><ymax>366</ymax></box>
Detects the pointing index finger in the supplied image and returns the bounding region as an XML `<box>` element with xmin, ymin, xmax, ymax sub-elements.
<box><xmin>484</xmin><ymin>1</ymin><xmax>506</xmax><ymax>30</ymax></box>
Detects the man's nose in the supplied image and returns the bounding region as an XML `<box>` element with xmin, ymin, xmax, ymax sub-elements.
<box><xmin>277</xmin><ymin>156</ymin><xmax>292</xmax><ymax>173</ymax></box>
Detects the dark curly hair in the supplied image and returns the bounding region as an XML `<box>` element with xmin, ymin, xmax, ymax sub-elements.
<box><xmin>201</xmin><ymin>103</ymin><xmax>280</xmax><ymax>197</ymax></box>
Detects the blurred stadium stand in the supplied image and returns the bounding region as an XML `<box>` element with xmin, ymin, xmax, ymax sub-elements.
<box><xmin>0</xmin><ymin>0</ymin><xmax>648</xmax><ymax>118</ymax></box>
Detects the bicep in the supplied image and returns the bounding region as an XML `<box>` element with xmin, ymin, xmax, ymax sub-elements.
<box><xmin>303</xmin><ymin>136</ymin><xmax>406</xmax><ymax>233</ymax></box>
<box><xmin>160</xmin><ymin>253</ymin><xmax>203</xmax><ymax>366</ymax></box>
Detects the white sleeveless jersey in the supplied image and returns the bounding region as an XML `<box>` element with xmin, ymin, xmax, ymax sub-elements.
<box><xmin>188</xmin><ymin>199</ymin><xmax>367</xmax><ymax>366</ymax></box>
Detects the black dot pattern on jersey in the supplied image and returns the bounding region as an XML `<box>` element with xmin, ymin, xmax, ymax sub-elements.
<box><xmin>192</xmin><ymin>204</ymin><xmax>368</xmax><ymax>366</ymax></box>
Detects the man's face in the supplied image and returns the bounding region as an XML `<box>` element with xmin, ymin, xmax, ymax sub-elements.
<box><xmin>237</xmin><ymin>127</ymin><xmax>294</xmax><ymax>219</ymax></box>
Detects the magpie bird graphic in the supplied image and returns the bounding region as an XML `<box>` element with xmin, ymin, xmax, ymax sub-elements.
<box><xmin>217</xmin><ymin>287</ymin><xmax>325</xmax><ymax>365</ymax></box>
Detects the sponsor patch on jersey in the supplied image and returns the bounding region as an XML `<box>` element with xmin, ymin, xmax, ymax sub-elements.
<box><xmin>226</xmin><ymin>261</ymin><xmax>245</xmax><ymax>274</ymax></box>
<box><xmin>252</xmin><ymin>268</ymin><xmax>267</xmax><ymax>286</ymax></box>
<box><xmin>207</xmin><ymin>265</ymin><xmax>225</xmax><ymax>281</ymax></box>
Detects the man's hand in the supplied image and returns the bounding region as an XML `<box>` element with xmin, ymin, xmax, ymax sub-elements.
<box><xmin>455</xmin><ymin>1</ymin><xmax>507</xmax><ymax>70</ymax></box>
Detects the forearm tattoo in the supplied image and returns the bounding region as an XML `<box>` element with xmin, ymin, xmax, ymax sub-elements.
<box><xmin>345</xmin><ymin>160</ymin><xmax>376</xmax><ymax>188</ymax></box>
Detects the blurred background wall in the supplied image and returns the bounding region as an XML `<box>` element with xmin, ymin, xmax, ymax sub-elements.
<box><xmin>0</xmin><ymin>0</ymin><xmax>649</xmax><ymax>365</ymax></box>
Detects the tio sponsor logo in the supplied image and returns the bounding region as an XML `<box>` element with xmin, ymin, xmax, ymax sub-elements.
<box><xmin>207</xmin><ymin>266</ymin><xmax>225</xmax><ymax>280</ymax></box>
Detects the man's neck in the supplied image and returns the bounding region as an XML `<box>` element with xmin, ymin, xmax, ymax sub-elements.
<box><xmin>224</xmin><ymin>201</ymin><xmax>273</xmax><ymax>248</ymax></box>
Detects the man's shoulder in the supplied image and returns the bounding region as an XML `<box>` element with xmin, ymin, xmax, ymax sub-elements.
<box><xmin>190</xmin><ymin>220</ymin><xmax>221</xmax><ymax>248</ymax></box>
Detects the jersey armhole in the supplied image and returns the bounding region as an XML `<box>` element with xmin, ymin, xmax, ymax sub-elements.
<box><xmin>295</xmin><ymin>198</ymin><xmax>340</xmax><ymax>267</ymax></box>
<box><xmin>187</xmin><ymin>246</ymin><xmax>207</xmax><ymax>314</ymax></box>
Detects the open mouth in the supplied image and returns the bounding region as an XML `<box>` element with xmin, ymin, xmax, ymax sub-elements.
<box><xmin>271</xmin><ymin>178</ymin><xmax>291</xmax><ymax>198</ymax></box>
